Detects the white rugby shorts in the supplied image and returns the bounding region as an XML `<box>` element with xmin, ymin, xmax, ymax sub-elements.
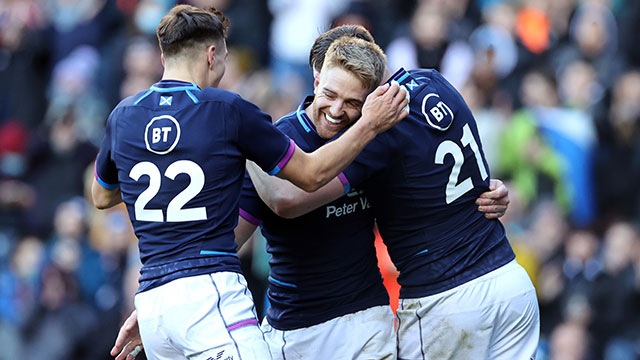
<box><xmin>396</xmin><ymin>260</ymin><xmax>540</xmax><ymax>360</ymax></box>
<box><xmin>135</xmin><ymin>272</ymin><xmax>272</xmax><ymax>360</ymax></box>
<box><xmin>261</xmin><ymin>305</ymin><xmax>396</xmax><ymax>360</ymax></box>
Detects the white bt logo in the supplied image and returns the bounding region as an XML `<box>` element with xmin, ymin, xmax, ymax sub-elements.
<box><xmin>145</xmin><ymin>115</ymin><xmax>181</xmax><ymax>155</ymax></box>
<box><xmin>152</xmin><ymin>127</ymin><xmax>173</xmax><ymax>144</ymax></box>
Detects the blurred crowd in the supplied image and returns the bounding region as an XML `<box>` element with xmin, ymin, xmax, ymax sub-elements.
<box><xmin>0</xmin><ymin>0</ymin><xmax>639</xmax><ymax>359</ymax></box>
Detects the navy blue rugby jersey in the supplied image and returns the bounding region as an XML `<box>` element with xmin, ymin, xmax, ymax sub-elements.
<box><xmin>240</xmin><ymin>97</ymin><xmax>388</xmax><ymax>330</ymax></box>
<box><xmin>94</xmin><ymin>80</ymin><xmax>294</xmax><ymax>292</ymax></box>
<box><xmin>342</xmin><ymin>69</ymin><xmax>515</xmax><ymax>298</ymax></box>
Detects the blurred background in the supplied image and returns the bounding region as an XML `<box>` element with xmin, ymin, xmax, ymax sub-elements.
<box><xmin>0</xmin><ymin>0</ymin><xmax>639</xmax><ymax>359</ymax></box>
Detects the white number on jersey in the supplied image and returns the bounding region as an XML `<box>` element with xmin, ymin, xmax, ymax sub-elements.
<box><xmin>434</xmin><ymin>123</ymin><xmax>488</xmax><ymax>204</ymax></box>
<box><xmin>129</xmin><ymin>160</ymin><xmax>207</xmax><ymax>222</ymax></box>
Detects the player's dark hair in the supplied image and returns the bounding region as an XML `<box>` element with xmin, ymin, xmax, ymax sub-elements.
<box><xmin>157</xmin><ymin>5</ymin><xmax>229</xmax><ymax>57</ymax></box>
<box><xmin>309</xmin><ymin>25</ymin><xmax>374</xmax><ymax>73</ymax></box>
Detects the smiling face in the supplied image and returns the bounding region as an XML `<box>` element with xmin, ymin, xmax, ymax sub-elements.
<box><xmin>309</xmin><ymin>65</ymin><xmax>369</xmax><ymax>140</ymax></box>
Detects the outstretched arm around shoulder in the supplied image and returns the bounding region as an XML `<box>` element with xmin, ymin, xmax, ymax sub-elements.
<box><xmin>246</xmin><ymin>161</ymin><xmax>345</xmax><ymax>218</ymax></box>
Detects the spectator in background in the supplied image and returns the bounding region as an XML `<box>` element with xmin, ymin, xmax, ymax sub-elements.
<box><xmin>268</xmin><ymin>0</ymin><xmax>347</xmax><ymax>95</ymax></box>
<box><xmin>0</xmin><ymin>0</ymin><xmax>49</xmax><ymax>129</ymax></box>
<box><xmin>547</xmin><ymin>320</ymin><xmax>592</xmax><ymax>360</ymax></box>
<box><xmin>498</xmin><ymin>70</ymin><xmax>569</xmax><ymax>215</ymax></box>
<box><xmin>119</xmin><ymin>37</ymin><xmax>163</xmax><ymax>99</ymax></box>
<box><xmin>0</xmin><ymin>235</ymin><xmax>44</xmax><ymax>360</ymax></box>
<box><xmin>594</xmin><ymin>70</ymin><xmax>640</xmax><ymax>224</ymax></box>
<box><xmin>551</xmin><ymin>1</ymin><xmax>624</xmax><ymax>91</ymax></box>
<box><xmin>45</xmin><ymin>45</ymin><xmax>108</xmax><ymax>145</ymax></box>
<box><xmin>385</xmin><ymin>1</ymin><xmax>452</xmax><ymax>72</ymax></box>
<box><xmin>590</xmin><ymin>222</ymin><xmax>640</xmax><ymax>360</ymax></box>
<box><xmin>23</xmin><ymin>113</ymin><xmax>96</xmax><ymax>237</ymax></box>
<box><xmin>0</xmin><ymin>120</ymin><xmax>34</xmax><ymax>235</ymax></box>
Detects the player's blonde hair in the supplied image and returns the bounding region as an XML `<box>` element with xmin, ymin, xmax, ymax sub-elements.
<box><xmin>322</xmin><ymin>36</ymin><xmax>386</xmax><ymax>92</ymax></box>
<box><xmin>310</xmin><ymin>25</ymin><xmax>375</xmax><ymax>73</ymax></box>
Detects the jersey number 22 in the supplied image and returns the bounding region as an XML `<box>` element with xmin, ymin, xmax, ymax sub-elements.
<box><xmin>129</xmin><ymin>160</ymin><xmax>207</xmax><ymax>222</ymax></box>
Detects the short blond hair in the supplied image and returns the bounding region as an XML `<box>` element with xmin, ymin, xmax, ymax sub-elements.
<box><xmin>322</xmin><ymin>36</ymin><xmax>386</xmax><ymax>92</ymax></box>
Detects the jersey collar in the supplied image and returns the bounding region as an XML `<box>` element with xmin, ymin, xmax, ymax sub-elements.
<box><xmin>295</xmin><ymin>96</ymin><xmax>319</xmax><ymax>135</ymax></box>
<box><xmin>152</xmin><ymin>80</ymin><xmax>201</xmax><ymax>91</ymax></box>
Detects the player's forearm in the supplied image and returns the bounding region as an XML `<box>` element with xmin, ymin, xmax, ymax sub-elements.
<box><xmin>91</xmin><ymin>179</ymin><xmax>123</xmax><ymax>209</ymax></box>
<box><xmin>294</xmin><ymin>118</ymin><xmax>377</xmax><ymax>191</ymax></box>
<box><xmin>247</xmin><ymin>161</ymin><xmax>344</xmax><ymax>218</ymax></box>
<box><xmin>234</xmin><ymin>216</ymin><xmax>257</xmax><ymax>250</ymax></box>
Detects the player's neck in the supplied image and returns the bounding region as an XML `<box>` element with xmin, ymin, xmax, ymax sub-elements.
<box><xmin>162</xmin><ymin>63</ymin><xmax>206</xmax><ymax>89</ymax></box>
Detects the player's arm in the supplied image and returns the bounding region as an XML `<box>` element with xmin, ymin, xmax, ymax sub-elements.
<box><xmin>246</xmin><ymin>160</ymin><xmax>344</xmax><ymax>218</ymax></box>
<box><xmin>476</xmin><ymin>179</ymin><xmax>510</xmax><ymax>219</ymax></box>
<box><xmin>91</xmin><ymin>178</ymin><xmax>122</xmax><ymax>209</ymax></box>
<box><xmin>234</xmin><ymin>216</ymin><xmax>257</xmax><ymax>250</ymax></box>
<box><xmin>250</xmin><ymin>164</ymin><xmax>511</xmax><ymax>219</ymax></box>
<box><xmin>110</xmin><ymin>310</ymin><xmax>143</xmax><ymax>360</ymax></box>
<box><xmin>275</xmin><ymin>82</ymin><xmax>407</xmax><ymax>192</ymax></box>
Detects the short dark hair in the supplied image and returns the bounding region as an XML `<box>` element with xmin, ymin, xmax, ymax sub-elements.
<box><xmin>156</xmin><ymin>5</ymin><xmax>229</xmax><ymax>57</ymax></box>
<box><xmin>309</xmin><ymin>25</ymin><xmax>375</xmax><ymax>73</ymax></box>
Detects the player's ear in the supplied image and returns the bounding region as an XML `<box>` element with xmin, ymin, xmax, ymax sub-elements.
<box><xmin>313</xmin><ymin>70</ymin><xmax>320</xmax><ymax>92</ymax></box>
<box><xmin>207</xmin><ymin>45</ymin><xmax>216</xmax><ymax>70</ymax></box>
<box><xmin>160</xmin><ymin>53</ymin><xmax>165</xmax><ymax>68</ymax></box>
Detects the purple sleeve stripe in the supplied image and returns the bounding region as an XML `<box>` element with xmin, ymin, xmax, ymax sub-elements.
<box><xmin>269</xmin><ymin>138</ymin><xmax>295</xmax><ymax>175</ymax></box>
<box><xmin>239</xmin><ymin>208</ymin><xmax>262</xmax><ymax>226</ymax></box>
<box><xmin>227</xmin><ymin>318</ymin><xmax>258</xmax><ymax>331</ymax></box>
<box><xmin>337</xmin><ymin>172</ymin><xmax>351</xmax><ymax>194</ymax></box>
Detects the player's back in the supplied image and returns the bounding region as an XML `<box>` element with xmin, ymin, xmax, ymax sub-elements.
<box><xmin>343</xmin><ymin>69</ymin><xmax>514</xmax><ymax>298</ymax></box>
<box><xmin>97</xmin><ymin>80</ymin><xmax>292</xmax><ymax>292</ymax></box>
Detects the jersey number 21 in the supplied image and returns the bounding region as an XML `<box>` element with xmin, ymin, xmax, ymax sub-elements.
<box><xmin>435</xmin><ymin>123</ymin><xmax>488</xmax><ymax>204</ymax></box>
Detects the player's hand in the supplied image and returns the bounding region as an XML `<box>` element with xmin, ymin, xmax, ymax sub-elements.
<box><xmin>111</xmin><ymin>310</ymin><xmax>144</xmax><ymax>360</ymax></box>
<box><xmin>360</xmin><ymin>81</ymin><xmax>409</xmax><ymax>134</ymax></box>
<box><xmin>476</xmin><ymin>179</ymin><xmax>509</xmax><ymax>219</ymax></box>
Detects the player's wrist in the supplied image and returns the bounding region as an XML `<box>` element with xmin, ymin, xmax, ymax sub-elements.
<box><xmin>351</xmin><ymin>114</ymin><xmax>379</xmax><ymax>141</ymax></box>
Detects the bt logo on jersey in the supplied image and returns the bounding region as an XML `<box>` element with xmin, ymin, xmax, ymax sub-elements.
<box><xmin>152</xmin><ymin>127</ymin><xmax>173</xmax><ymax>143</ymax></box>
<box><xmin>144</xmin><ymin>115</ymin><xmax>181</xmax><ymax>155</ymax></box>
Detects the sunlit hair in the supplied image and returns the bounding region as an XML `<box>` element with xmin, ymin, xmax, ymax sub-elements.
<box><xmin>322</xmin><ymin>36</ymin><xmax>386</xmax><ymax>92</ymax></box>
<box><xmin>309</xmin><ymin>25</ymin><xmax>375</xmax><ymax>73</ymax></box>
<box><xmin>156</xmin><ymin>5</ymin><xmax>229</xmax><ymax>58</ymax></box>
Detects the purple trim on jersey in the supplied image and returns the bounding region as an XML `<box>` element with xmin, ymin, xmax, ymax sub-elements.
<box><xmin>239</xmin><ymin>208</ymin><xmax>262</xmax><ymax>226</ymax></box>
<box><xmin>227</xmin><ymin>318</ymin><xmax>259</xmax><ymax>331</ymax></box>
<box><xmin>268</xmin><ymin>138</ymin><xmax>295</xmax><ymax>175</ymax></box>
<box><xmin>94</xmin><ymin>161</ymin><xmax>119</xmax><ymax>190</ymax></box>
<box><xmin>337</xmin><ymin>172</ymin><xmax>351</xmax><ymax>194</ymax></box>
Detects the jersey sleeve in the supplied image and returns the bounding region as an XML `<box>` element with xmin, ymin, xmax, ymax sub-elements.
<box><xmin>342</xmin><ymin>133</ymin><xmax>391</xmax><ymax>188</ymax></box>
<box><xmin>94</xmin><ymin>113</ymin><xmax>119</xmax><ymax>189</ymax></box>
<box><xmin>234</xmin><ymin>96</ymin><xmax>295</xmax><ymax>176</ymax></box>
<box><xmin>239</xmin><ymin>170</ymin><xmax>270</xmax><ymax>226</ymax></box>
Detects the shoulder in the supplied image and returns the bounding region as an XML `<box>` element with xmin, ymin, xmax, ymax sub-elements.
<box><xmin>199</xmin><ymin>87</ymin><xmax>241</xmax><ymax>103</ymax></box>
<box><xmin>274</xmin><ymin>112</ymin><xmax>298</xmax><ymax>132</ymax></box>
<box><xmin>409</xmin><ymin>68</ymin><xmax>438</xmax><ymax>81</ymax></box>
